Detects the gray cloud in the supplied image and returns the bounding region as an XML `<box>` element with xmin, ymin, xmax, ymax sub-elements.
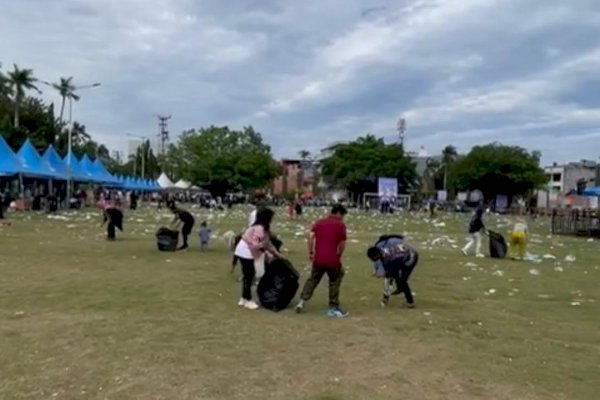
<box><xmin>1</xmin><ymin>0</ymin><xmax>599</xmax><ymax>165</ymax></box>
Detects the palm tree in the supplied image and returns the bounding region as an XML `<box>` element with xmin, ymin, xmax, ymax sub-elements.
<box><xmin>0</xmin><ymin>63</ymin><xmax>13</xmax><ymax>98</ymax></box>
<box><xmin>440</xmin><ymin>145</ymin><xmax>458</xmax><ymax>191</ymax></box>
<box><xmin>52</xmin><ymin>77</ymin><xmax>79</xmax><ymax>126</ymax></box>
<box><xmin>298</xmin><ymin>149</ymin><xmax>311</xmax><ymax>161</ymax></box>
<box><xmin>7</xmin><ymin>64</ymin><xmax>40</xmax><ymax>128</ymax></box>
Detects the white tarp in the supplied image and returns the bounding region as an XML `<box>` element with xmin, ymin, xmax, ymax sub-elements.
<box><xmin>174</xmin><ymin>179</ymin><xmax>191</xmax><ymax>189</ymax></box>
<box><xmin>157</xmin><ymin>173</ymin><xmax>175</xmax><ymax>188</ymax></box>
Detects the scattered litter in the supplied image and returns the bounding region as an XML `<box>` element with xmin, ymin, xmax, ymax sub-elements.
<box><xmin>423</xmin><ymin>312</ymin><xmax>431</xmax><ymax>316</ymax></box>
<box><xmin>529</xmin><ymin>269</ymin><xmax>540</xmax><ymax>276</ymax></box>
<box><xmin>537</xmin><ymin>294</ymin><xmax>551</xmax><ymax>299</ymax></box>
<box><xmin>14</xmin><ymin>311</ymin><xmax>25</xmax><ymax>316</ymax></box>
<box><xmin>465</xmin><ymin>262</ymin><xmax>477</xmax><ymax>267</ymax></box>
<box><xmin>542</xmin><ymin>254</ymin><xmax>556</xmax><ymax>260</ymax></box>
<box><xmin>565</xmin><ymin>255</ymin><xmax>576</xmax><ymax>262</ymax></box>
<box><xmin>554</xmin><ymin>266</ymin><xmax>563</xmax><ymax>272</ymax></box>
<box><xmin>570</xmin><ymin>301</ymin><xmax>581</xmax><ymax>306</ymax></box>
<box><xmin>492</xmin><ymin>270</ymin><xmax>504</xmax><ymax>277</ymax></box>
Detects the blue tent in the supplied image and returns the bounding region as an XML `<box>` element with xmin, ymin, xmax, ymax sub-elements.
<box><xmin>92</xmin><ymin>159</ymin><xmax>120</xmax><ymax>185</ymax></box>
<box><xmin>42</xmin><ymin>145</ymin><xmax>69</xmax><ymax>179</ymax></box>
<box><xmin>0</xmin><ymin>135</ymin><xmax>23</xmax><ymax>177</ymax></box>
<box><xmin>583</xmin><ymin>187</ymin><xmax>600</xmax><ymax>196</ymax></box>
<box><xmin>16</xmin><ymin>139</ymin><xmax>58</xmax><ymax>179</ymax></box>
<box><xmin>63</xmin><ymin>151</ymin><xmax>93</xmax><ymax>182</ymax></box>
<box><xmin>80</xmin><ymin>155</ymin><xmax>105</xmax><ymax>183</ymax></box>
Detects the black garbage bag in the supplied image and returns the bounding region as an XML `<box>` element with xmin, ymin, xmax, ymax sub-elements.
<box><xmin>105</xmin><ymin>208</ymin><xmax>123</xmax><ymax>231</ymax></box>
<box><xmin>156</xmin><ymin>226</ymin><xmax>179</xmax><ymax>251</ymax></box>
<box><xmin>488</xmin><ymin>230</ymin><xmax>507</xmax><ymax>258</ymax></box>
<box><xmin>257</xmin><ymin>258</ymin><xmax>299</xmax><ymax>312</ymax></box>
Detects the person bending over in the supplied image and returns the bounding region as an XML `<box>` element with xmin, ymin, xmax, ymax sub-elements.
<box><xmin>168</xmin><ymin>200</ymin><xmax>195</xmax><ymax>250</ymax></box>
<box><xmin>234</xmin><ymin>207</ymin><xmax>282</xmax><ymax>310</ymax></box>
<box><xmin>367</xmin><ymin>235</ymin><xmax>418</xmax><ymax>308</ymax></box>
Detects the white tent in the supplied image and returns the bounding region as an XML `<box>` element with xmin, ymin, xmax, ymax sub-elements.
<box><xmin>157</xmin><ymin>173</ymin><xmax>175</xmax><ymax>189</ymax></box>
<box><xmin>174</xmin><ymin>179</ymin><xmax>191</xmax><ymax>189</ymax></box>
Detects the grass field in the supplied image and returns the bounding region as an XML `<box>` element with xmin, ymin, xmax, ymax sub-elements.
<box><xmin>0</xmin><ymin>205</ymin><xmax>598</xmax><ymax>400</ymax></box>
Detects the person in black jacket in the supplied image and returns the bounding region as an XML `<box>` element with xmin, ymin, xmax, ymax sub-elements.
<box><xmin>461</xmin><ymin>206</ymin><xmax>486</xmax><ymax>258</ymax></box>
<box><xmin>168</xmin><ymin>200</ymin><xmax>195</xmax><ymax>250</ymax></box>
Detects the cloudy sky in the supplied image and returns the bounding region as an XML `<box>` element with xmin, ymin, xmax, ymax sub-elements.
<box><xmin>1</xmin><ymin>0</ymin><xmax>600</xmax><ymax>164</ymax></box>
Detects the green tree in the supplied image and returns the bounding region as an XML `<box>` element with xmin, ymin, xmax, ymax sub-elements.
<box><xmin>7</xmin><ymin>64</ymin><xmax>40</xmax><ymax>128</ymax></box>
<box><xmin>320</xmin><ymin>134</ymin><xmax>416</xmax><ymax>197</ymax></box>
<box><xmin>168</xmin><ymin>125</ymin><xmax>281</xmax><ymax>196</ymax></box>
<box><xmin>0</xmin><ymin>63</ymin><xmax>13</xmax><ymax>98</ymax></box>
<box><xmin>450</xmin><ymin>143</ymin><xmax>546</xmax><ymax>201</ymax></box>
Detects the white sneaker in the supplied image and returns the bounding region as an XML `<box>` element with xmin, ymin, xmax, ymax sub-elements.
<box><xmin>244</xmin><ymin>300</ymin><xmax>259</xmax><ymax>310</ymax></box>
<box><xmin>476</xmin><ymin>253</ymin><xmax>485</xmax><ymax>258</ymax></box>
<box><xmin>238</xmin><ymin>298</ymin><xmax>247</xmax><ymax>307</ymax></box>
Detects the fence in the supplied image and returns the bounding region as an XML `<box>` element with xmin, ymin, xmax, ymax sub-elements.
<box><xmin>551</xmin><ymin>209</ymin><xmax>600</xmax><ymax>237</ymax></box>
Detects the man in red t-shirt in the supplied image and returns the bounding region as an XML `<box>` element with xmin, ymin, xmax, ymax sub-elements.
<box><xmin>295</xmin><ymin>204</ymin><xmax>349</xmax><ymax>318</ymax></box>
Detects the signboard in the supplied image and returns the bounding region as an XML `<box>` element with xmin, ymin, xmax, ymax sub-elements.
<box><xmin>495</xmin><ymin>194</ymin><xmax>508</xmax><ymax>211</ymax></box>
<box><xmin>377</xmin><ymin>178</ymin><xmax>398</xmax><ymax>199</ymax></box>
<box><xmin>457</xmin><ymin>192</ymin><xmax>468</xmax><ymax>201</ymax></box>
<box><xmin>589</xmin><ymin>196</ymin><xmax>599</xmax><ymax>209</ymax></box>
<box><xmin>437</xmin><ymin>190</ymin><xmax>447</xmax><ymax>202</ymax></box>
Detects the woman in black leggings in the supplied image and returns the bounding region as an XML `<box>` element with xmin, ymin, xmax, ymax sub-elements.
<box><xmin>234</xmin><ymin>208</ymin><xmax>281</xmax><ymax>309</ymax></box>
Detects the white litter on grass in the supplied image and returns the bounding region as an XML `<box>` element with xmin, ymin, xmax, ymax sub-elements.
<box><xmin>554</xmin><ymin>266</ymin><xmax>564</xmax><ymax>272</ymax></box>
<box><xmin>66</xmin><ymin>224</ymin><xmax>77</xmax><ymax>229</ymax></box>
<box><xmin>542</xmin><ymin>254</ymin><xmax>556</xmax><ymax>260</ymax></box>
<box><xmin>529</xmin><ymin>268</ymin><xmax>540</xmax><ymax>276</ymax></box>
<box><xmin>47</xmin><ymin>215</ymin><xmax>69</xmax><ymax>221</ymax></box>
<box><xmin>423</xmin><ymin>312</ymin><xmax>431</xmax><ymax>316</ymax></box>
<box><xmin>587</xmin><ymin>238</ymin><xmax>594</xmax><ymax>242</ymax></box>
<box><xmin>570</xmin><ymin>301</ymin><xmax>581</xmax><ymax>306</ymax></box>
<box><xmin>462</xmin><ymin>276</ymin><xmax>471</xmax><ymax>281</ymax></box>
<box><xmin>465</xmin><ymin>262</ymin><xmax>477</xmax><ymax>267</ymax></box>
<box><xmin>565</xmin><ymin>255</ymin><xmax>576</xmax><ymax>262</ymax></box>
<box><xmin>485</xmin><ymin>289</ymin><xmax>496</xmax><ymax>295</ymax></box>
<box><xmin>492</xmin><ymin>270</ymin><xmax>504</xmax><ymax>277</ymax></box>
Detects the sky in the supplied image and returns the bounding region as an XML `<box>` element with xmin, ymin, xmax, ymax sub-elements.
<box><xmin>1</xmin><ymin>0</ymin><xmax>600</xmax><ymax>165</ymax></box>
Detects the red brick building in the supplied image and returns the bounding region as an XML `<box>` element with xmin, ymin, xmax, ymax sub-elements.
<box><xmin>272</xmin><ymin>159</ymin><xmax>315</xmax><ymax>198</ymax></box>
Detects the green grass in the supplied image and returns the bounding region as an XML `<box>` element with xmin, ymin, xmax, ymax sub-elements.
<box><xmin>0</xmin><ymin>206</ymin><xmax>598</xmax><ymax>400</ymax></box>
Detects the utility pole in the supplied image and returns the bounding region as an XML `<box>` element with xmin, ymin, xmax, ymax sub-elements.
<box><xmin>396</xmin><ymin>117</ymin><xmax>406</xmax><ymax>146</ymax></box>
<box><xmin>157</xmin><ymin>114</ymin><xmax>171</xmax><ymax>155</ymax></box>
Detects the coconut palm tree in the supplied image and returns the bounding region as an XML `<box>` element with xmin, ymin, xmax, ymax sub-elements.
<box><xmin>7</xmin><ymin>64</ymin><xmax>40</xmax><ymax>128</ymax></box>
<box><xmin>440</xmin><ymin>145</ymin><xmax>458</xmax><ymax>191</ymax></box>
<box><xmin>52</xmin><ymin>77</ymin><xmax>79</xmax><ymax>126</ymax></box>
<box><xmin>0</xmin><ymin>63</ymin><xmax>13</xmax><ymax>98</ymax></box>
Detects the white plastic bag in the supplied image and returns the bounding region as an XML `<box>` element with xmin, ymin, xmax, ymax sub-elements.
<box><xmin>254</xmin><ymin>253</ymin><xmax>266</xmax><ymax>279</ymax></box>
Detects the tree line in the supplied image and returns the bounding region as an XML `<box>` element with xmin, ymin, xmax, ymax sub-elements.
<box><xmin>1</xmin><ymin>62</ymin><xmax>547</xmax><ymax>200</ymax></box>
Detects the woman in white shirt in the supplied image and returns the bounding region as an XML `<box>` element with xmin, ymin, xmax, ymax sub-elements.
<box><xmin>235</xmin><ymin>207</ymin><xmax>281</xmax><ymax>310</ymax></box>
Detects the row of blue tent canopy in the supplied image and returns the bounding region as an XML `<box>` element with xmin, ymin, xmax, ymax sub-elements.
<box><xmin>0</xmin><ymin>135</ymin><xmax>160</xmax><ymax>191</ymax></box>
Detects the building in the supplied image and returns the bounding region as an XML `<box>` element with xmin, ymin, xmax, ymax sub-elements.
<box><xmin>272</xmin><ymin>159</ymin><xmax>316</xmax><ymax>198</ymax></box>
<box><xmin>544</xmin><ymin>160</ymin><xmax>598</xmax><ymax>193</ymax></box>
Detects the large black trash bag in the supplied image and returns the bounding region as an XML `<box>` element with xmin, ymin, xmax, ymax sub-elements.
<box><xmin>156</xmin><ymin>226</ymin><xmax>179</xmax><ymax>251</ymax></box>
<box><xmin>257</xmin><ymin>258</ymin><xmax>300</xmax><ymax>312</ymax></box>
<box><xmin>488</xmin><ymin>230</ymin><xmax>507</xmax><ymax>258</ymax></box>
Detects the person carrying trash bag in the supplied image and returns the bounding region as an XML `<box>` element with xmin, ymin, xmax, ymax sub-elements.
<box><xmin>367</xmin><ymin>234</ymin><xmax>418</xmax><ymax>309</ymax></box>
<box><xmin>167</xmin><ymin>200</ymin><xmax>195</xmax><ymax>251</ymax></box>
<box><xmin>462</xmin><ymin>206</ymin><xmax>486</xmax><ymax>258</ymax></box>
<box><xmin>99</xmin><ymin>199</ymin><xmax>123</xmax><ymax>241</ymax></box>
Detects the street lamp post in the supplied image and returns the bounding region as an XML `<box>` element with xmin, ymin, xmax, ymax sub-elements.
<box><xmin>126</xmin><ymin>133</ymin><xmax>150</xmax><ymax>179</ymax></box>
<box><xmin>40</xmin><ymin>81</ymin><xmax>101</xmax><ymax>204</ymax></box>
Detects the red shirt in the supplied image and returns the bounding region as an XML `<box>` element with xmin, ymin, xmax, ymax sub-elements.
<box><xmin>311</xmin><ymin>216</ymin><xmax>346</xmax><ymax>269</ymax></box>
